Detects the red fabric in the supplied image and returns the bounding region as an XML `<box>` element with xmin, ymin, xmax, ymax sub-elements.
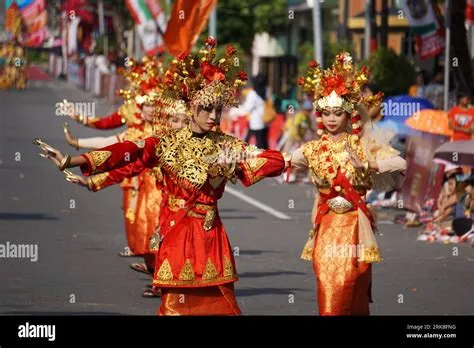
<box><xmin>448</xmin><ymin>106</ymin><xmax>474</xmax><ymax>141</ymax></box>
<box><xmin>80</xmin><ymin>137</ymin><xmax>160</xmax><ymax>176</ymax></box>
<box><xmin>237</xmin><ymin>149</ymin><xmax>285</xmax><ymax>187</ymax></box>
<box><xmin>314</xmin><ymin>171</ymin><xmax>374</xmax><ymax>227</ymax></box>
<box><xmin>163</xmin><ymin>0</ymin><xmax>217</xmax><ymax>57</ymax></box>
<box><xmin>88</xmin><ymin>112</ymin><xmax>124</xmax><ymax>130</ymax></box>
<box><xmin>268</xmin><ymin>113</ymin><xmax>285</xmax><ymax>149</ymax></box>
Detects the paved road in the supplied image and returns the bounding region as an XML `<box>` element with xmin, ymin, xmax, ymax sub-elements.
<box><xmin>1</xmin><ymin>76</ymin><xmax>473</xmax><ymax>316</ymax></box>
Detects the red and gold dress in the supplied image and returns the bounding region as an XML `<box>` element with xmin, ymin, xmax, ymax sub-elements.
<box><xmin>80</xmin><ymin>126</ymin><xmax>285</xmax><ymax>315</ymax></box>
<box><xmin>290</xmin><ymin>133</ymin><xmax>406</xmax><ymax>315</ymax></box>
<box><xmin>77</xmin><ymin>102</ymin><xmax>161</xmax><ymax>258</ymax></box>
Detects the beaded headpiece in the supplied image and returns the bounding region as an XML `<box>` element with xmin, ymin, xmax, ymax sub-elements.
<box><xmin>117</xmin><ymin>56</ymin><xmax>164</xmax><ymax>105</ymax></box>
<box><xmin>298</xmin><ymin>52</ymin><xmax>383</xmax><ymax>136</ymax></box>
<box><xmin>159</xmin><ymin>36</ymin><xmax>248</xmax><ymax>109</ymax></box>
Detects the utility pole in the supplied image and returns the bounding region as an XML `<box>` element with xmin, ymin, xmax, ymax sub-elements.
<box><xmin>364</xmin><ymin>0</ymin><xmax>371</xmax><ymax>58</ymax></box>
<box><xmin>380</xmin><ymin>0</ymin><xmax>389</xmax><ymax>48</ymax></box>
<box><xmin>443</xmin><ymin>0</ymin><xmax>451</xmax><ymax>111</ymax></box>
<box><xmin>312</xmin><ymin>0</ymin><xmax>323</xmax><ymax>66</ymax></box>
<box><xmin>209</xmin><ymin>6</ymin><xmax>217</xmax><ymax>38</ymax></box>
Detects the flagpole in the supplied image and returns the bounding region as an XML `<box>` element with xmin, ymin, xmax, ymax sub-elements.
<box><xmin>312</xmin><ymin>0</ymin><xmax>323</xmax><ymax>66</ymax></box>
<box><xmin>364</xmin><ymin>0</ymin><xmax>371</xmax><ymax>59</ymax></box>
<box><xmin>443</xmin><ymin>0</ymin><xmax>451</xmax><ymax>111</ymax></box>
<box><xmin>209</xmin><ymin>6</ymin><xmax>217</xmax><ymax>38</ymax></box>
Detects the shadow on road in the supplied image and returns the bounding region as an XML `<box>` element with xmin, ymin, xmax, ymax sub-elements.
<box><xmin>239</xmin><ymin>271</ymin><xmax>306</xmax><ymax>278</ymax></box>
<box><xmin>236</xmin><ymin>287</ymin><xmax>310</xmax><ymax>297</ymax></box>
<box><xmin>0</xmin><ymin>213</ymin><xmax>58</xmax><ymax>221</ymax></box>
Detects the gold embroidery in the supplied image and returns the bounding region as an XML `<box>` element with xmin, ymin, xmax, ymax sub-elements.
<box><xmin>90</xmin><ymin>172</ymin><xmax>109</xmax><ymax>191</ymax></box>
<box><xmin>125</xmin><ymin>208</ymin><xmax>135</xmax><ymax>223</ymax></box>
<box><xmin>223</xmin><ymin>256</ymin><xmax>234</xmax><ymax>277</ymax></box>
<box><xmin>243</xmin><ymin>162</ymin><xmax>265</xmax><ymax>185</ymax></box>
<box><xmin>152</xmin><ymin>274</ymin><xmax>237</xmax><ymax>287</ymax></box>
<box><xmin>157</xmin><ymin>259</ymin><xmax>173</xmax><ymax>281</ymax></box>
<box><xmin>203</xmin><ymin>210</ymin><xmax>216</xmax><ymax>231</ymax></box>
<box><xmin>245</xmin><ymin>157</ymin><xmax>267</xmax><ymax>173</ymax></box>
<box><xmin>179</xmin><ymin>259</ymin><xmax>195</xmax><ymax>281</ymax></box>
<box><xmin>155</xmin><ymin>127</ymin><xmax>245</xmax><ymax>189</ymax></box>
<box><xmin>202</xmin><ymin>258</ymin><xmax>218</xmax><ymax>280</ymax></box>
<box><xmin>303</xmin><ymin>134</ymin><xmax>371</xmax><ymax>188</ymax></box>
<box><xmin>87</xmin><ymin>151</ymin><xmax>112</xmax><ymax>171</ymax></box>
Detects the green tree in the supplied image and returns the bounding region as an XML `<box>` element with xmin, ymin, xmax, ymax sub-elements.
<box><xmin>296</xmin><ymin>36</ymin><xmax>355</xmax><ymax>76</ymax></box>
<box><xmin>360</xmin><ymin>47</ymin><xmax>416</xmax><ymax>97</ymax></box>
<box><xmin>199</xmin><ymin>0</ymin><xmax>289</xmax><ymax>55</ymax></box>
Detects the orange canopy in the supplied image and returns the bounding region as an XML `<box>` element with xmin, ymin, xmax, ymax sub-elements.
<box><xmin>405</xmin><ymin>109</ymin><xmax>453</xmax><ymax>137</ymax></box>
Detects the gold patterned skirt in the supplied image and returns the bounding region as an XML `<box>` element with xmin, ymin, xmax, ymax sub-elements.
<box><xmin>313</xmin><ymin>210</ymin><xmax>372</xmax><ymax>315</ymax></box>
<box><xmin>158</xmin><ymin>283</ymin><xmax>241</xmax><ymax>315</ymax></box>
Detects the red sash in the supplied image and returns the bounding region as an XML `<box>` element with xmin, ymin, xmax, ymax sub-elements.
<box><xmin>315</xmin><ymin>171</ymin><xmax>374</xmax><ymax>227</ymax></box>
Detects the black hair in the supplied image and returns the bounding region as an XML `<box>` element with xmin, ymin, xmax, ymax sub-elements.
<box><xmin>457</xmin><ymin>91</ymin><xmax>470</xmax><ymax>102</ymax></box>
<box><xmin>251</xmin><ymin>74</ymin><xmax>267</xmax><ymax>100</ymax></box>
<box><xmin>365</xmin><ymin>83</ymin><xmax>380</xmax><ymax>94</ymax></box>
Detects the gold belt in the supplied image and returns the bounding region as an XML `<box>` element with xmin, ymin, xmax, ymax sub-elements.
<box><xmin>327</xmin><ymin>196</ymin><xmax>354</xmax><ymax>214</ymax></box>
<box><xmin>167</xmin><ymin>195</ymin><xmax>217</xmax><ymax>231</ymax></box>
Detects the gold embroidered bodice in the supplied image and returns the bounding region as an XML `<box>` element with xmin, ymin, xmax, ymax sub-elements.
<box><xmin>155</xmin><ymin>127</ymin><xmax>258</xmax><ymax>189</ymax></box>
<box><xmin>302</xmin><ymin>133</ymin><xmax>372</xmax><ymax>191</ymax></box>
<box><xmin>122</xmin><ymin>122</ymin><xmax>156</xmax><ymax>142</ymax></box>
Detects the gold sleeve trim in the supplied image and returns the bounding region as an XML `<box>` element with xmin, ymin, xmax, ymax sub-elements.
<box><xmin>89</xmin><ymin>172</ymin><xmax>109</xmax><ymax>191</ymax></box>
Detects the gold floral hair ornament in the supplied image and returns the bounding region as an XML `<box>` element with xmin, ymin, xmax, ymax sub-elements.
<box><xmin>117</xmin><ymin>56</ymin><xmax>165</xmax><ymax>104</ymax></box>
<box><xmin>298</xmin><ymin>52</ymin><xmax>383</xmax><ymax>137</ymax></box>
<box><xmin>298</xmin><ymin>52</ymin><xmax>383</xmax><ymax>113</ymax></box>
<box><xmin>160</xmin><ymin>36</ymin><xmax>248</xmax><ymax>109</ymax></box>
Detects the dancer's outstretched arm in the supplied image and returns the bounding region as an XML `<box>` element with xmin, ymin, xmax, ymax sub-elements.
<box><xmin>234</xmin><ymin>145</ymin><xmax>286</xmax><ymax>187</ymax></box>
<box><xmin>63</xmin><ymin>122</ymin><xmax>123</xmax><ymax>150</ymax></box>
<box><xmin>35</xmin><ymin>136</ymin><xmax>160</xmax><ymax>176</ymax></box>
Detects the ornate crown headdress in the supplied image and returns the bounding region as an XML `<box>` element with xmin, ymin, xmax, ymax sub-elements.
<box><xmin>159</xmin><ymin>36</ymin><xmax>248</xmax><ymax>109</ymax></box>
<box><xmin>298</xmin><ymin>52</ymin><xmax>383</xmax><ymax>136</ymax></box>
<box><xmin>117</xmin><ymin>56</ymin><xmax>165</xmax><ymax>105</ymax></box>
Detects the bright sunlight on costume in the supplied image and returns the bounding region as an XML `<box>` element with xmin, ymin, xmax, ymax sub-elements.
<box><xmin>37</xmin><ymin>37</ymin><xmax>286</xmax><ymax>315</ymax></box>
<box><xmin>289</xmin><ymin>53</ymin><xmax>407</xmax><ymax>315</ymax></box>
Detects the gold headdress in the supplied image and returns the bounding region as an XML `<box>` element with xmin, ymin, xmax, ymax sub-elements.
<box><xmin>159</xmin><ymin>36</ymin><xmax>248</xmax><ymax>109</ymax></box>
<box><xmin>117</xmin><ymin>56</ymin><xmax>164</xmax><ymax>105</ymax></box>
<box><xmin>298</xmin><ymin>52</ymin><xmax>383</xmax><ymax>136</ymax></box>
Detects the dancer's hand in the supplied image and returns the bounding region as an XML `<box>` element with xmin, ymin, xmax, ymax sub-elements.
<box><xmin>345</xmin><ymin>145</ymin><xmax>367</xmax><ymax>170</ymax></box>
<box><xmin>63</xmin><ymin>122</ymin><xmax>79</xmax><ymax>149</ymax></box>
<box><xmin>64</xmin><ymin>170</ymin><xmax>88</xmax><ymax>187</ymax></box>
<box><xmin>34</xmin><ymin>138</ymin><xmax>64</xmax><ymax>167</ymax></box>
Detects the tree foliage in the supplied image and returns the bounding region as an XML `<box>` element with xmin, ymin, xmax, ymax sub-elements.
<box><xmin>297</xmin><ymin>36</ymin><xmax>355</xmax><ymax>76</ymax></box>
<box><xmin>199</xmin><ymin>0</ymin><xmax>288</xmax><ymax>55</ymax></box>
<box><xmin>360</xmin><ymin>47</ymin><xmax>416</xmax><ymax>97</ymax></box>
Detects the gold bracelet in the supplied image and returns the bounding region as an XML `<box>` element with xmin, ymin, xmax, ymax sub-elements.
<box><xmin>59</xmin><ymin>154</ymin><xmax>71</xmax><ymax>171</ymax></box>
<box><xmin>86</xmin><ymin>177</ymin><xmax>94</xmax><ymax>191</ymax></box>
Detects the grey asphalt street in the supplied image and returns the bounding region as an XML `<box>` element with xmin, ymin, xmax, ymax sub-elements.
<box><xmin>1</xmin><ymin>77</ymin><xmax>473</xmax><ymax>316</ymax></box>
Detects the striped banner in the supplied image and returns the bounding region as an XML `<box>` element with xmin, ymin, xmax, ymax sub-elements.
<box><xmin>23</xmin><ymin>27</ymin><xmax>48</xmax><ymax>47</ymax></box>
<box><xmin>126</xmin><ymin>0</ymin><xmax>166</xmax><ymax>56</ymax></box>
<box><xmin>20</xmin><ymin>0</ymin><xmax>46</xmax><ymax>23</ymax></box>
<box><xmin>126</xmin><ymin>0</ymin><xmax>153</xmax><ymax>24</ymax></box>
<box><xmin>25</xmin><ymin>11</ymin><xmax>47</xmax><ymax>33</ymax></box>
<box><xmin>19</xmin><ymin>0</ymin><xmax>48</xmax><ymax>47</ymax></box>
<box><xmin>467</xmin><ymin>0</ymin><xmax>474</xmax><ymax>26</ymax></box>
<box><xmin>400</xmin><ymin>0</ymin><xmax>444</xmax><ymax>60</ymax></box>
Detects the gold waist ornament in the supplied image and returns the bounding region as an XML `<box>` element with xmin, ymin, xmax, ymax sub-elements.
<box><xmin>327</xmin><ymin>196</ymin><xmax>353</xmax><ymax>214</ymax></box>
<box><xmin>167</xmin><ymin>195</ymin><xmax>217</xmax><ymax>231</ymax></box>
